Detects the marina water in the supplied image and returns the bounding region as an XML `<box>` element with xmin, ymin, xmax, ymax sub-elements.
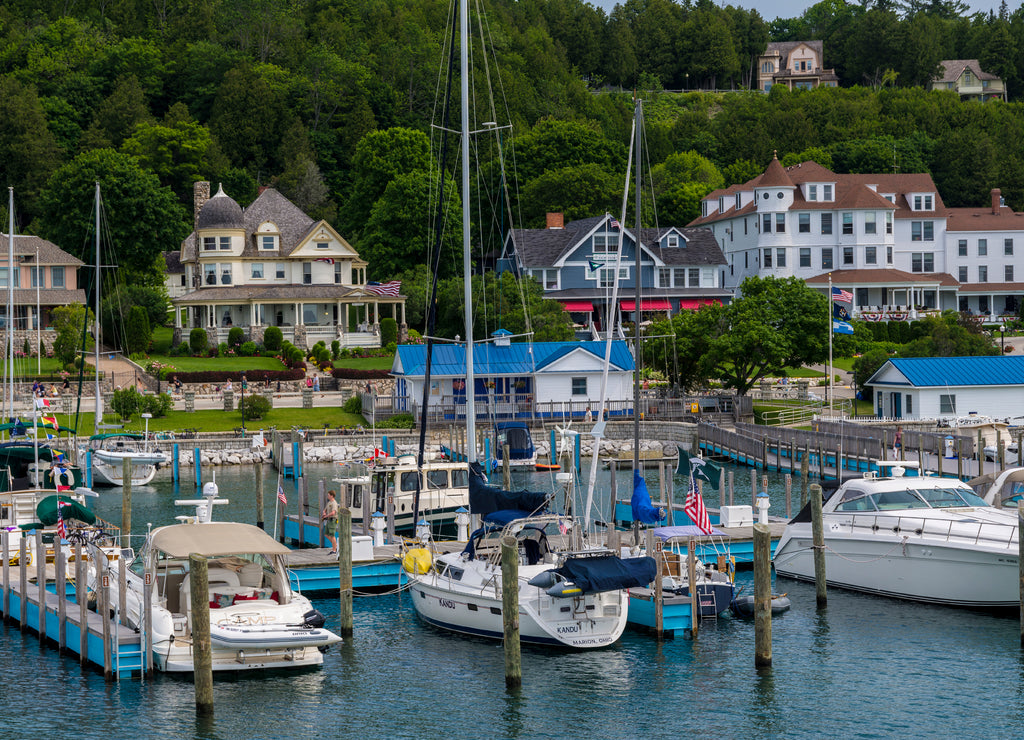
<box><xmin>3</xmin><ymin>463</ymin><xmax>1023</xmax><ymax>739</ymax></box>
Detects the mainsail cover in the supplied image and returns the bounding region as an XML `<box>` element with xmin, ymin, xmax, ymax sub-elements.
<box><xmin>468</xmin><ymin>462</ymin><xmax>549</xmax><ymax>518</ymax></box>
<box><xmin>553</xmin><ymin>555</ymin><xmax>657</xmax><ymax>594</ymax></box>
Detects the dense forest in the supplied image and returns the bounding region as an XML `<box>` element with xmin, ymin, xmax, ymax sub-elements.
<box><xmin>3</xmin><ymin>0</ymin><xmax>1024</xmax><ymax>294</ymax></box>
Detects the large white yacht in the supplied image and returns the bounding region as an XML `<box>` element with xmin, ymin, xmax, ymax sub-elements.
<box><xmin>773</xmin><ymin>461</ymin><xmax>1019</xmax><ymax>608</ymax></box>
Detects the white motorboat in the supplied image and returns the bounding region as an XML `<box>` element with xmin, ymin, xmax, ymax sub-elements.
<box><xmin>970</xmin><ymin>467</ymin><xmax>1024</xmax><ymax>508</ymax></box>
<box><xmin>81</xmin><ymin>432</ymin><xmax>168</xmax><ymax>487</ymax></box>
<box><xmin>363</xmin><ymin>454</ymin><xmax>470</xmax><ymax>536</ymax></box>
<box><xmin>773</xmin><ymin>461</ymin><xmax>1019</xmax><ymax>608</ymax></box>
<box><xmin>104</xmin><ymin>483</ymin><xmax>341</xmax><ymax>672</ymax></box>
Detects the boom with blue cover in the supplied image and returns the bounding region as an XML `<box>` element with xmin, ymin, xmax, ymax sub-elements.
<box><xmin>552</xmin><ymin>555</ymin><xmax>657</xmax><ymax>594</ymax></box>
<box><xmin>468</xmin><ymin>462</ymin><xmax>549</xmax><ymax>517</ymax></box>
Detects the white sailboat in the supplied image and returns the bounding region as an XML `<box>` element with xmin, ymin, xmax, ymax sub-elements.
<box><xmin>404</xmin><ymin>0</ymin><xmax>654</xmax><ymax>647</ymax></box>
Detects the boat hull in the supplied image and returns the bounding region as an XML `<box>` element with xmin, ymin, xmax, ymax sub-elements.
<box><xmin>89</xmin><ymin>460</ymin><xmax>157</xmax><ymax>487</ymax></box>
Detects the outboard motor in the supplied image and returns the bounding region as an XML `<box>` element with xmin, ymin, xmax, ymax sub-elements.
<box><xmin>302</xmin><ymin>609</ymin><xmax>327</xmax><ymax>629</ymax></box>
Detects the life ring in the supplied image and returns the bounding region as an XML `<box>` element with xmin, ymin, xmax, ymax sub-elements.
<box><xmin>52</xmin><ymin>466</ymin><xmax>74</xmax><ymax>489</ymax></box>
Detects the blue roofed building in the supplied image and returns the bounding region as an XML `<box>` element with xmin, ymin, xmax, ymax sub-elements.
<box><xmin>391</xmin><ymin>331</ymin><xmax>634</xmax><ymax>420</ymax></box>
<box><xmin>866</xmin><ymin>356</ymin><xmax>1024</xmax><ymax>421</ymax></box>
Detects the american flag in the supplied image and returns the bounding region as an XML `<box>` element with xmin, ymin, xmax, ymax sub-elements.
<box><xmin>315</xmin><ymin>257</ymin><xmax>335</xmax><ymax>264</ymax></box>
<box><xmin>831</xmin><ymin>285</ymin><xmax>853</xmax><ymax>303</ymax></box>
<box><xmin>277</xmin><ymin>483</ymin><xmax>287</xmax><ymax>505</ymax></box>
<box><xmin>365</xmin><ymin>280</ymin><xmax>401</xmax><ymax>297</ymax></box>
<box><xmin>683</xmin><ymin>473</ymin><xmax>713</xmax><ymax>535</ymax></box>
<box><xmin>56</xmin><ymin>498</ymin><xmax>71</xmax><ymax>539</ymax></box>
<box><xmin>609</xmin><ymin>218</ymin><xmax>620</xmax><ymax>229</ymax></box>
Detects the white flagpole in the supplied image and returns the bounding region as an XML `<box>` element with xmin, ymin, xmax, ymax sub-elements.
<box><xmin>828</xmin><ymin>274</ymin><xmax>834</xmax><ymax>416</ymax></box>
<box><xmin>273</xmin><ymin>487</ymin><xmax>280</xmax><ymax>541</ymax></box>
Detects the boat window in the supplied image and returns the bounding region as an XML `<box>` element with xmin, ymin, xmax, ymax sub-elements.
<box><xmin>869</xmin><ymin>490</ymin><xmax>929</xmax><ymax>511</ymax></box>
<box><xmin>451</xmin><ymin>469</ymin><xmax>468</xmax><ymax>488</ymax></box>
<box><xmin>427</xmin><ymin>470</ymin><xmax>448</xmax><ymax>489</ymax></box>
<box><xmin>914</xmin><ymin>487</ymin><xmax>988</xmax><ymax>508</ymax></box>
<box><xmin>400</xmin><ymin>471</ymin><xmax>420</xmax><ymax>492</ymax></box>
<box><xmin>835</xmin><ymin>490</ymin><xmax>877</xmax><ymax>512</ymax></box>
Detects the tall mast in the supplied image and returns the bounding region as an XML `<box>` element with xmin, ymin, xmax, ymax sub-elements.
<box><xmin>94</xmin><ymin>181</ymin><xmax>101</xmax><ymax>436</ymax></box>
<box><xmin>461</xmin><ymin>0</ymin><xmax>475</xmax><ymax>464</ymax></box>
<box><xmin>632</xmin><ymin>98</ymin><xmax>643</xmax><ymax>476</ymax></box>
<box><xmin>7</xmin><ymin>187</ymin><xmax>13</xmax><ymax>424</ymax></box>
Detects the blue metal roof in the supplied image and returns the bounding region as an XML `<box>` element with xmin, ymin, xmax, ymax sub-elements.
<box><xmin>873</xmin><ymin>356</ymin><xmax>1024</xmax><ymax>388</ymax></box>
<box><xmin>393</xmin><ymin>341</ymin><xmax>634</xmax><ymax>378</ymax></box>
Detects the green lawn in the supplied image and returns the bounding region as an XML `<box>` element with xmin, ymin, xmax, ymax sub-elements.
<box><xmin>154</xmin><ymin>355</ymin><xmax>288</xmax><ymax>372</ymax></box>
<box><xmin>53</xmin><ymin>406</ymin><xmax>369</xmax><ymax>435</ymax></box>
<box><xmin>783</xmin><ymin>367</ymin><xmax>825</xmax><ymax>378</ymax></box>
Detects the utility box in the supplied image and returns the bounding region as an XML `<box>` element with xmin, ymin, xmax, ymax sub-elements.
<box><xmin>352</xmin><ymin>535</ymin><xmax>374</xmax><ymax>562</ymax></box>
<box><xmin>719</xmin><ymin>505</ymin><xmax>754</xmax><ymax>528</ymax></box>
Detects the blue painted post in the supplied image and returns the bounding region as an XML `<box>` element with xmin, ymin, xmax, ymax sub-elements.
<box><xmin>194</xmin><ymin>447</ymin><xmax>201</xmax><ymax>488</ymax></box>
<box><xmin>390</xmin><ymin>438</ymin><xmax>395</xmax><ymax>457</ymax></box>
<box><xmin>551</xmin><ymin>429</ymin><xmax>557</xmax><ymax>466</ymax></box>
<box><xmin>172</xmin><ymin>443</ymin><xmax>179</xmax><ymax>484</ymax></box>
<box><xmin>485</xmin><ymin>437</ymin><xmax>491</xmax><ymax>470</ymax></box>
<box><xmin>291</xmin><ymin>442</ymin><xmax>300</xmax><ymax>479</ymax></box>
<box><xmin>574</xmin><ymin>434</ymin><xmax>581</xmax><ymax>476</ymax></box>
<box><xmin>382</xmin><ymin>435</ymin><xmax>389</xmax><ymax>456</ymax></box>
<box><xmin>85</xmin><ymin>450</ymin><xmax>92</xmax><ymax>489</ymax></box>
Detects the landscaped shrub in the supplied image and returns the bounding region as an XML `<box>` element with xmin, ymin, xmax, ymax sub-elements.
<box><xmin>111</xmin><ymin>387</ymin><xmax>142</xmax><ymax>419</ymax></box>
<box><xmin>373</xmin><ymin>413</ymin><xmax>414</xmax><ymax>429</ymax></box>
<box><xmin>240</xmin><ymin>393</ymin><xmax>272</xmax><ymax>420</ymax></box>
<box><xmin>140</xmin><ymin>392</ymin><xmax>173</xmax><ymax>417</ymax></box>
<box><xmin>189</xmin><ymin>328</ymin><xmax>208</xmax><ymax>355</ymax></box>
<box><xmin>239</xmin><ymin>341</ymin><xmax>256</xmax><ymax>356</ymax></box>
<box><xmin>218</xmin><ymin>342</ymin><xmax>231</xmax><ymax>357</ymax></box>
<box><xmin>174</xmin><ymin>369</ymin><xmax>305</xmax><ymax>383</ymax></box>
<box><xmin>315</xmin><ymin>346</ymin><xmax>330</xmax><ymax>365</ymax></box>
<box><xmin>384</xmin><ymin>341</ymin><xmax>397</xmax><ymax>355</ymax></box>
<box><xmin>228</xmin><ymin>327</ymin><xmax>244</xmax><ymax>348</ymax></box>
<box><xmin>125</xmin><ymin>305</ymin><xmax>151</xmax><ymax>355</ymax></box>
<box><xmin>263</xmin><ymin>326</ymin><xmax>283</xmax><ymax>352</ymax></box>
<box><xmin>331</xmin><ymin>340</ymin><xmax>340</xmax><ymax>359</ymax></box>
<box><xmin>342</xmin><ymin>395</ymin><xmax>362</xmax><ymax>413</ymax></box>
<box><xmin>331</xmin><ymin>368</ymin><xmax>392</xmax><ymax>380</ymax></box>
<box><xmin>380</xmin><ymin>317</ymin><xmax>397</xmax><ymax>347</ymax></box>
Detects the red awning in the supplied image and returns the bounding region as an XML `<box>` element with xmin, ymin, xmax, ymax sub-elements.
<box><xmin>621</xmin><ymin>299</ymin><xmax>672</xmax><ymax>312</ymax></box>
<box><xmin>560</xmin><ymin>300</ymin><xmax>594</xmax><ymax>312</ymax></box>
<box><xmin>678</xmin><ymin>298</ymin><xmax>721</xmax><ymax>310</ymax></box>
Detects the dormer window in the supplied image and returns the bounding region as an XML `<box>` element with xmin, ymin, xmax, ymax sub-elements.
<box><xmin>735</xmin><ymin>193</ymin><xmax>741</xmax><ymax>209</ymax></box>
<box><xmin>260</xmin><ymin>236</ymin><xmax>277</xmax><ymax>250</ymax></box>
<box><xmin>218</xmin><ymin>236</ymin><xmax>230</xmax><ymax>250</ymax></box>
<box><xmin>666</xmin><ymin>234</ymin><xmax>679</xmax><ymax>248</ymax></box>
<box><xmin>808</xmin><ymin>185</ymin><xmax>817</xmax><ymax>201</ymax></box>
<box><xmin>823</xmin><ymin>184</ymin><xmax>833</xmax><ymax>201</ymax></box>
<box><xmin>203</xmin><ymin>236</ymin><xmax>216</xmax><ymax>251</ymax></box>
<box><xmin>316</xmin><ymin>241</ymin><xmax>329</xmax><ymax>249</ymax></box>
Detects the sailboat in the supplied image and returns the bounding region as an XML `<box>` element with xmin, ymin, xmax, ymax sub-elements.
<box><xmin>404</xmin><ymin>0</ymin><xmax>654</xmax><ymax>647</ymax></box>
<box><xmin>77</xmin><ymin>183</ymin><xmax>167</xmax><ymax>487</ymax></box>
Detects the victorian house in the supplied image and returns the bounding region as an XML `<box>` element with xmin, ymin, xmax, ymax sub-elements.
<box><xmin>757</xmin><ymin>41</ymin><xmax>839</xmax><ymax>92</ymax></box>
<box><xmin>932</xmin><ymin>60</ymin><xmax>1006</xmax><ymax>103</ymax></box>
<box><xmin>172</xmin><ymin>182</ymin><xmax>406</xmax><ymax>349</ymax></box>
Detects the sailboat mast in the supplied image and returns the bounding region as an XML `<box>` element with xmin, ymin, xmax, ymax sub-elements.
<box><xmin>7</xmin><ymin>187</ymin><xmax>13</xmax><ymax>424</ymax></box>
<box><xmin>94</xmin><ymin>181</ymin><xmax>101</xmax><ymax>436</ymax></box>
<box><xmin>632</xmin><ymin>98</ymin><xmax>643</xmax><ymax>475</ymax></box>
<box><xmin>460</xmin><ymin>0</ymin><xmax>475</xmax><ymax>464</ymax></box>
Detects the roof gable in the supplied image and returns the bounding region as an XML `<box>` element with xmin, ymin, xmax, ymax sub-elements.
<box><xmin>869</xmin><ymin>356</ymin><xmax>1024</xmax><ymax>388</ymax></box>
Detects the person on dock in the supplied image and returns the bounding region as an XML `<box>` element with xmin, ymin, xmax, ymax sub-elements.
<box><xmin>585</xmin><ymin>406</ymin><xmax>592</xmax><ymax>423</ymax></box>
<box><xmin>893</xmin><ymin>426</ymin><xmax>903</xmax><ymax>459</ymax></box>
<box><xmin>322</xmin><ymin>490</ymin><xmax>340</xmax><ymax>554</ymax></box>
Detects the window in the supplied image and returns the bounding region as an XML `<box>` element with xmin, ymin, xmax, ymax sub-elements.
<box><xmin>906</xmin><ymin>395</ymin><xmax>913</xmax><ymax>415</ymax></box>
<box><xmin>924</xmin><ymin>195</ymin><xmax>933</xmax><ymax>210</ymax></box>
<box><xmin>808</xmin><ymin>185</ymin><xmax>817</xmax><ymax>201</ymax></box>
<box><xmin>978</xmin><ymin>239</ymin><xmax>987</xmax><ymax>255</ymax></box>
<box><xmin>260</xmin><ymin>236</ymin><xmax>275</xmax><ymax>250</ymax></box>
<box><xmin>843</xmin><ymin>247</ymin><xmax>853</xmax><ymax>265</ymax></box>
<box><xmin>823</xmin><ymin>184</ymin><xmax>833</xmax><ymax>201</ymax></box>
<box><xmin>669</xmin><ymin>267</ymin><xmax>683</xmax><ymax>286</ymax></box>
<box><xmin>958</xmin><ymin>266</ymin><xmax>968</xmax><ymax>282</ymax></box>
<box><xmin>958</xmin><ymin>239</ymin><xmax>968</xmax><ymax>257</ymax></box>
<box><xmin>911</xmin><ymin>253</ymin><xmax>934</xmax><ymax>272</ymax></box>
<box><xmin>592</xmin><ymin>234</ymin><xmax>617</xmax><ymax>254</ymax></box>
<box><xmin>776</xmin><ymin>248</ymin><xmax>786</xmax><ymax>267</ymax></box>
<box><xmin>303</xmin><ymin>262</ymin><xmax>312</xmax><ymax>285</ymax></box>
<box><xmin>51</xmin><ymin>266</ymin><xmax>64</xmax><ymax>288</ymax></box>
<box><xmin>940</xmin><ymin>394</ymin><xmax>956</xmax><ymax>414</ymax></box>
<box><xmin>276</xmin><ymin>263</ymin><xmax>286</xmax><ymax>279</ymax></box>
<box><xmin>204</xmin><ymin>264</ymin><xmax>216</xmax><ymax>285</ymax></box>
<box><xmin>219</xmin><ymin>236</ymin><xmax>230</xmax><ymax>250</ymax></box>
<box><xmin>666</xmin><ymin>235</ymin><xmax>679</xmax><ymax>248</ymax></box>
<box><xmin>220</xmin><ymin>264</ymin><xmax>232</xmax><ymax>285</ymax></box>
<box><xmin>885</xmin><ymin>212</ymin><xmax>893</xmax><ymax>234</ymax></box>
<box><xmin>864</xmin><ymin>212</ymin><xmax>876</xmax><ymax>234</ymax></box>
<box><xmin>571</xmin><ymin>377</ymin><xmax>587</xmax><ymax>396</ymax></box>
<box><xmin>689</xmin><ymin>268</ymin><xmax>700</xmax><ymax>287</ymax></box>
<box><xmin>30</xmin><ymin>266</ymin><xmax>43</xmax><ymax>288</ymax></box>
<box><xmin>799</xmin><ymin>248</ymin><xmax>811</xmax><ymax>267</ymax></box>
<box><xmin>316</xmin><ymin>241</ymin><xmax>329</xmax><ymax>250</ymax></box>
<box><xmin>914</xmin><ymin>195</ymin><xmax>922</xmax><ymax>210</ymax></box>
<box><xmin>821</xmin><ymin>248</ymin><xmax>833</xmax><ymax>270</ymax></box>
<box><xmin>1005</xmin><ymin>238</ymin><xmax>1014</xmax><ymax>256</ymax></box>
<box><xmin>762</xmin><ymin>61</ymin><xmax>774</xmax><ymax>73</ymax></box>
<box><xmin>1007</xmin><ymin>265</ymin><xmax>1015</xmax><ymax>281</ymax></box>
<box><xmin>203</xmin><ymin>236</ymin><xmax>216</xmax><ymax>251</ymax></box>
<box><xmin>539</xmin><ymin>269</ymin><xmax>557</xmax><ymax>289</ymax></box>
<box><xmin>842</xmin><ymin>212</ymin><xmax>853</xmax><ymax>235</ymax></box>
<box><xmin>762</xmin><ymin>214</ymin><xmax>772</xmax><ymax>233</ymax></box>
<box><xmin>798</xmin><ymin>213</ymin><xmax>810</xmax><ymax>233</ymax></box>
<box><xmin>979</xmin><ymin>265</ymin><xmax>988</xmax><ymax>282</ymax></box>
<box><xmin>763</xmin><ymin>249</ymin><xmax>772</xmax><ymax>268</ymax></box>
<box><xmin>821</xmin><ymin>213</ymin><xmax>832</xmax><ymax>235</ymax></box>
<box><xmin>599</xmin><ymin>268</ymin><xmax>615</xmax><ymax>288</ymax></box>
<box><xmin>658</xmin><ymin>267</ymin><xmax>670</xmax><ymax>288</ymax></box>
<box><xmin>912</xmin><ymin>222</ymin><xmax>933</xmax><ymax>241</ymax></box>
<box><xmin>887</xmin><ymin>246</ymin><xmax>893</xmax><ymax>264</ymax></box>
<box><xmin>335</xmin><ymin>262</ymin><xmax>342</xmax><ymax>284</ymax></box>
<box><xmin>775</xmin><ymin>213</ymin><xmax>785</xmax><ymax>233</ymax></box>
<box><xmin>250</xmin><ymin>263</ymin><xmax>264</xmax><ymax>279</ymax></box>
<box><xmin>865</xmin><ymin>246</ymin><xmax>877</xmax><ymax>264</ymax></box>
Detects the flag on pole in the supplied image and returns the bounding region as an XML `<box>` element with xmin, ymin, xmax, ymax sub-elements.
<box><xmin>833</xmin><ymin>303</ymin><xmax>850</xmax><ymax>321</ymax></box>
<box><xmin>41</xmin><ymin>415</ymin><xmax>58</xmax><ymax>430</ymax></box>
<box><xmin>34</xmin><ymin>397</ymin><xmax>50</xmax><ymax>410</ymax></box>
<box><xmin>683</xmin><ymin>474</ymin><xmax>713</xmax><ymax>535</ymax></box>
<box><xmin>364</xmin><ymin>280</ymin><xmax>401</xmax><ymax>296</ymax></box>
<box><xmin>609</xmin><ymin>218</ymin><xmax>621</xmax><ymax>229</ymax></box>
<box><xmin>831</xmin><ymin>286</ymin><xmax>853</xmax><ymax>303</ymax></box>
<box><xmin>588</xmin><ymin>260</ymin><xmax>602</xmax><ymax>272</ymax></box>
<box><xmin>832</xmin><ymin>319</ymin><xmax>855</xmax><ymax>335</ymax></box>
<box><xmin>675</xmin><ymin>447</ymin><xmax>722</xmax><ymax>490</ymax></box>
<box><xmin>315</xmin><ymin>257</ymin><xmax>335</xmax><ymax>264</ymax></box>
<box><xmin>56</xmin><ymin>498</ymin><xmax>71</xmax><ymax>539</ymax></box>
<box><xmin>277</xmin><ymin>483</ymin><xmax>287</xmax><ymax>504</ymax></box>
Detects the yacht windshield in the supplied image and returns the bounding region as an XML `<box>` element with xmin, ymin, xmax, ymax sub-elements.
<box><xmin>913</xmin><ymin>487</ymin><xmax>988</xmax><ymax>508</ymax></box>
<box><xmin>869</xmin><ymin>490</ymin><xmax>930</xmax><ymax>511</ymax></box>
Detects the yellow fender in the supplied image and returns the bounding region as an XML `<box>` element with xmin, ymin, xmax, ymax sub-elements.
<box><xmin>402</xmin><ymin>547</ymin><xmax>432</xmax><ymax>575</ymax></box>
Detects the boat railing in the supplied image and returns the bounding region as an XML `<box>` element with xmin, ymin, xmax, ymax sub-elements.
<box><xmin>847</xmin><ymin>513</ymin><xmax>1017</xmax><ymax>549</ymax></box>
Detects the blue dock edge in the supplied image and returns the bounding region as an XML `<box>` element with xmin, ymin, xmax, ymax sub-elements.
<box><xmin>283</xmin><ymin>517</ymin><xmax>407</xmax><ymax>592</ymax></box>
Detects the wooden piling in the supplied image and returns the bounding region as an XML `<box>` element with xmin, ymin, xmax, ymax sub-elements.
<box><xmin>122</xmin><ymin>457</ymin><xmax>132</xmax><ymax>539</ymax></box>
<box><xmin>958</xmin><ymin>441</ymin><xmax>963</xmax><ymax>479</ymax></box>
<box><xmin>386</xmin><ymin>494</ymin><xmax>396</xmax><ymax>542</ymax></box>
<box><xmin>297</xmin><ymin>477</ymin><xmax>307</xmax><ymax>548</ymax></box>
<box><xmin>99</xmin><ymin>551</ymin><xmax>112</xmax><ymax>680</ymax></box>
<box><xmin>118</xmin><ymin>553</ymin><xmax>127</xmax><ymax>635</ymax></box>
<box><xmin>339</xmin><ymin>509</ymin><xmax>353</xmax><ymax>639</ymax></box>
<box><xmin>193</xmin><ymin>447</ymin><xmax>201</xmax><ymax>488</ymax></box>
<box><xmin>255</xmin><ymin>459</ymin><xmax>265</xmax><ymax>530</ymax></box>
<box><xmin>56</xmin><ymin>542</ymin><xmax>66</xmax><ymax>653</ymax></box>
<box><xmin>784</xmin><ymin>474</ymin><xmax>792</xmax><ymax>518</ymax></box>
<box><xmin>817</xmin><ymin>442</ymin><xmax>824</xmax><ymax>480</ymax></box>
<box><xmin>189</xmin><ymin>553</ymin><xmax>214</xmax><ymax>716</ymax></box>
<box><xmin>998</xmin><ymin>428</ymin><xmax>1005</xmax><ymax>471</ymax></box>
<box><xmin>500</xmin><ymin>535</ymin><xmax>522</xmax><ymax>689</ymax></box>
<box><xmin>687</xmin><ymin>537</ymin><xmax>698</xmax><ymax>638</ymax></box>
<box><xmin>19</xmin><ymin>537</ymin><xmax>27</xmax><ymax>629</ymax></box>
<box><xmin>666</xmin><ymin>468</ymin><xmax>675</xmax><ymax>526</ymax></box>
<box><xmin>608</xmin><ymin>460</ymin><xmax>618</xmax><ymax>528</ymax></box>
<box><xmin>2</xmin><ymin>529</ymin><xmax>9</xmax><ymax>623</ymax></box>
<box><xmin>502</xmin><ymin>443</ymin><xmax>511</xmax><ymax>490</ymax></box>
<box><xmin>361</xmin><ymin>483</ymin><xmax>371</xmax><ymax>537</ymax></box>
<box><xmin>317</xmin><ymin>479</ymin><xmax>326</xmax><ymax>547</ymax></box>
<box><xmin>753</xmin><ymin>522</ymin><xmax>772</xmax><ymax>668</ymax></box>
<box><xmin>35</xmin><ymin>532</ymin><xmax>45</xmax><ymax>642</ymax></box>
<box><xmin>978</xmin><ymin>429</ymin><xmax>984</xmax><ymax>476</ymax></box>
<box><xmin>143</xmin><ymin>563</ymin><xmax>154</xmax><ymax>675</ymax></box>
<box><xmin>810</xmin><ymin>482</ymin><xmax>827</xmax><ymax>608</ymax></box>
<box><xmin>728</xmin><ymin>470</ymin><xmax>734</xmax><ymax>507</ymax></box>
<box><xmin>646</xmin><ymin>529</ymin><xmax>663</xmax><ymax>638</ymax></box>
<box><xmin>750</xmin><ymin>472</ymin><xmax>757</xmax><ymax>507</ymax></box>
<box><xmin>789</xmin><ymin>442</ymin><xmax>796</xmax><ymax>475</ymax></box>
<box><xmin>76</xmin><ymin>544</ymin><xmax>87</xmax><ymax>665</ymax></box>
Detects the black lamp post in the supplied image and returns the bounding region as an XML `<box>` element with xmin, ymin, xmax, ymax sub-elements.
<box><xmin>240</xmin><ymin>377</ymin><xmax>245</xmax><ymax>435</ymax></box>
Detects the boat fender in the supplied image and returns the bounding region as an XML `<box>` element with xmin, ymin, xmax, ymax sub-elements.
<box><xmin>546</xmin><ymin>581</ymin><xmax>583</xmax><ymax>598</ymax></box>
<box><xmin>402</xmin><ymin>548</ymin><xmax>432</xmax><ymax>575</ymax></box>
<box><xmin>527</xmin><ymin>570</ymin><xmax>559</xmax><ymax>589</ymax></box>
<box><xmin>302</xmin><ymin>609</ymin><xmax>327</xmax><ymax>629</ymax></box>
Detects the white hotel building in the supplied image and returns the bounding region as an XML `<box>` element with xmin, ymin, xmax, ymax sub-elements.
<box><xmin>689</xmin><ymin>156</ymin><xmax>1024</xmax><ymax>320</ymax></box>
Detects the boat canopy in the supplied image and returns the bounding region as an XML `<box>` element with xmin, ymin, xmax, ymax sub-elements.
<box><xmin>151</xmin><ymin>522</ymin><xmax>292</xmax><ymax>558</ymax></box>
<box><xmin>36</xmin><ymin>494</ymin><xmax>96</xmax><ymax>526</ymax></box>
<box><xmin>0</xmin><ymin>421</ymin><xmax>76</xmax><ymax>434</ymax></box>
<box><xmin>495</xmin><ymin>422</ymin><xmax>535</xmax><ymax>461</ymax></box>
<box><xmin>89</xmin><ymin>432</ymin><xmax>145</xmax><ymax>441</ymax></box>
<box><xmin>468</xmin><ymin>462</ymin><xmax>549</xmax><ymax>517</ymax></box>
<box><xmin>652</xmin><ymin>524</ymin><xmax>726</xmax><ymax>540</ymax></box>
<box><xmin>552</xmin><ymin>555</ymin><xmax>657</xmax><ymax>594</ymax></box>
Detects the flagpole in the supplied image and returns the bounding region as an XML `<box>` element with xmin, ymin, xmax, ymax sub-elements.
<box><xmin>828</xmin><ymin>274</ymin><xmax>834</xmax><ymax>416</ymax></box>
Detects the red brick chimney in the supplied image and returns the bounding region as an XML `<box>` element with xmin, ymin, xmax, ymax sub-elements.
<box><xmin>546</xmin><ymin>212</ymin><xmax>564</xmax><ymax>229</ymax></box>
<box><xmin>992</xmin><ymin>188</ymin><xmax>1002</xmax><ymax>214</ymax></box>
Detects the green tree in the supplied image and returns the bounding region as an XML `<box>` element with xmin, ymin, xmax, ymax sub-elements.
<box><xmin>853</xmin><ymin>346</ymin><xmax>891</xmax><ymax>403</ymax></box>
<box><xmin>644</xmin><ymin>308</ymin><xmax>717</xmax><ymax>391</ymax></box>
<box><xmin>124</xmin><ymin>305</ymin><xmax>151</xmax><ymax>355</ymax></box>
<box><xmin>36</xmin><ymin>149</ymin><xmax>188</xmax><ymax>287</ymax></box>
<box><xmin>519</xmin><ymin>164</ymin><xmax>621</xmax><ymax>227</ymax></box>
<box><xmin>208</xmin><ymin>63</ymin><xmax>294</xmax><ymax>174</ymax></box>
<box><xmin>343</xmin><ymin>128</ymin><xmax>431</xmax><ymax>237</ymax></box>
<box><xmin>80</xmin><ymin>74</ymin><xmax>153</xmax><ymax>150</ymax></box>
<box><xmin>189</xmin><ymin>327</ymin><xmax>208</xmax><ymax>355</ymax></box>
<box><xmin>50</xmin><ymin>303</ymin><xmax>94</xmax><ymax>366</ymax></box>
<box><xmin>900</xmin><ymin>313</ymin><xmax>999</xmax><ymax>356</ymax></box>
<box><xmin>514</xmin><ymin>119</ymin><xmax>626</xmax><ymax>185</ymax></box>
<box><xmin>0</xmin><ymin>77</ymin><xmax>62</xmax><ymax>221</ymax></box>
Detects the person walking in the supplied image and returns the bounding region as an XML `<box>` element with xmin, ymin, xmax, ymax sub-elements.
<box><xmin>893</xmin><ymin>426</ymin><xmax>903</xmax><ymax>459</ymax></box>
<box><xmin>322</xmin><ymin>490</ymin><xmax>340</xmax><ymax>554</ymax></box>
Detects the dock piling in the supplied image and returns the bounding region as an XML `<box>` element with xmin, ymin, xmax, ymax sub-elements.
<box><xmin>35</xmin><ymin>532</ymin><xmax>45</xmax><ymax>643</ymax></box>
<box><xmin>189</xmin><ymin>553</ymin><xmax>214</xmax><ymax>716</ymax></box>
<box><xmin>339</xmin><ymin>509</ymin><xmax>353</xmax><ymax>638</ymax></box>
<box><xmin>76</xmin><ymin>544</ymin><xmax>87</xmax><ymax>665</ymax></box>
<box><xmin>98</xmin><ymin>550</ymin><xmax>112</xmax><ymax>680</ymax></box>
<box><xmin>500</xmin><ymin>535</ymin><xmax>522</xmax><ymax>689</ymax></box>
<box><xmin>784</xmin><ymin>474</ymin><xmax>792</xmax><ymax>518</ymax></box>
<box><xmin>172</xmin><ymin>442</ymin><xmax>179</xmax><ymax>483</ymax></box>
<box><xmin>687</xmin><ymin>537</ymin><xmax>698</xmax><ymax>638</ymax></box>
<box><xmin>193</xmin><ymin>447</ymin><xmax>201</xmax><ymax>488</ymax></box>
<box><xmin>810</xmin><ymin>482</ymin><xmax>827</xmax><ymax>608</ymax></box>
<box><xmin>1019</xmin><ymin>502</ymin><xmax>1024</xmax><ymax>646</ymax></box>
<box><xmin>753</xmin><ymin>522</ymin><xmax>772</xmax><ymax>668</ymax></box>
<box><xmin>56</xmin><ymin>541</ymin><xmax>66</xmax><ymax>653</ymax></box>
<box><xmin>122</xmin><ymin>457</ymin><xmax>132</xmax><ymax>543</ymax></box>
<box><xmin>255</xmin><ymin>459</ymin><xmax>265</xmax><ymax>530</ymax></box>
<box><xmin>143</xmin><ymin>560</ymin><xmax>154</xmax><ymax>676</ymax></box>
<box><xmin>19</xmin><ymin>536</ymin><xmax>27</xmax><ymax>630</ymax></box>
<box><xmin>502</xmin><ymin>443</ymin><xmax>511</xmax><ymax>490</ymax></box>
<box><xmin>646</xmin><ymin>529</ymin><xmax>664</xmax><ymax>639</ymax></box>
<box><xmin>2</xmin><ymin>529</ymin><xmax>9</xmax><ymax>624</ymax></box>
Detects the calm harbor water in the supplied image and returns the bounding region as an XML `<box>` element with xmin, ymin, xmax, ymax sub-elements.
<box><xmin>3</xmin><ymin>463</ymin><xmax>1024</xmax><ymax>739</ymax></box>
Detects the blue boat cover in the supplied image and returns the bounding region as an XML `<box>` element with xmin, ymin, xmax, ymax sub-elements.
<box><xmin>631</xmin><ymin>471</ymin><xmax>665</xmax><ymax>525</ymax></box>
<box><xmin>495</xmin><ymin>422</ymin><xmax>535</xmax><ymax>461</ymax></box>
<box><xmin>553</xmin><ymin>555</ymin><xmax>657</xmax><ymax>594</ymax></box>
<box><xmin>469</xmin><ymin>462</ymin><xmax>549</xmax><ymax>517</ymax></box>
<box><xmin>652</xmin><ymin>525</ymin><xmax>726</xmax><ymax>539</ymax></box>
